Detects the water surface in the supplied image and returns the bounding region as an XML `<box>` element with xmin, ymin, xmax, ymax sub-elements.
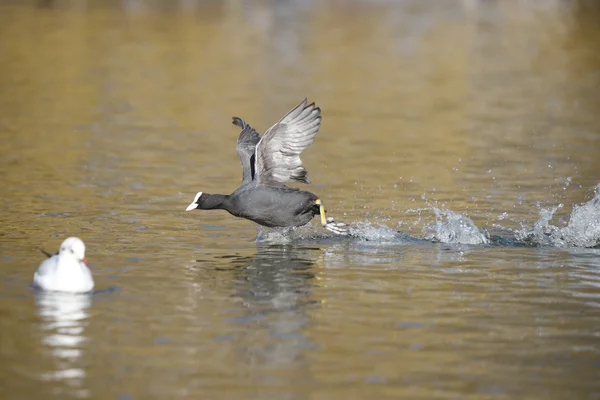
<box><xmin>1</xmin><ymin>1</ymin><xmax>600</xmax><ymax>399</ymax></box>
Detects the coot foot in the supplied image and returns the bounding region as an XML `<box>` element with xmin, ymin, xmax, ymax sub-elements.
<box><xmin>325</xmin><ymin>217</ymin><xmax>349</xmax><ymax>236</ymax></box>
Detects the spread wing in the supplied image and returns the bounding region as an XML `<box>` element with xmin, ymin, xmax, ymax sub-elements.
<box><xmin>233</xmin><ymin>117</ymin><xmax>261</xmax><ymax>184</ymax></box>
<box><xmin>254</xmin><ymin>98</ymin><xmax>321</xmax><ymax>186</ymax></box>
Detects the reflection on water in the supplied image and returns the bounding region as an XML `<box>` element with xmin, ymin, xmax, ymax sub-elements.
<box><xmin>0</xmin><ymin>0</ymin><xmax>600</xmax><ymax>399</ymax></box>
<box><xmin>227</xmin><ymin>246</ymin><xmax>317</xmax><ymax>389</ymax></box>
<box><xmin>35</xmin><ymin>292</ymin><xmax>91</xmax><ymax>398</ymax></box>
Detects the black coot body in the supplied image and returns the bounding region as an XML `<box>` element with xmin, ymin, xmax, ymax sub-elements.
<box><xmin>229</xmin><ymin>186</ymin><xmax>320</xmax><ymax>228</ymax></box>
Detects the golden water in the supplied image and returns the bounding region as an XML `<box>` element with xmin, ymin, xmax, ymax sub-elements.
<box><xmin>1</xmin><ymin>1</ymin><xmax>599</xmax><ymax>399</ymax></box>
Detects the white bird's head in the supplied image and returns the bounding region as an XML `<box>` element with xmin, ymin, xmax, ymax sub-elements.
<box><xmin>59</xmin><ymin>237</ymin><xmax>88</xmax><ymax>266</ymax></box>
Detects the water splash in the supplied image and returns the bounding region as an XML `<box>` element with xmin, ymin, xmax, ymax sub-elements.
<box><xmin>559</xmin><ymin>185</ymin><xmax>600</xmax><ymax>247</ymax></box>
<box><xmin>347</xmin><ymin>221</ymin><xmax>400</xmax><ymax>242</ymax></box>
<box><xmin>256</xmin><ymin>220</ymin><xmax>407</xmax><ymax>244</ymax></box>
<box><xmin>518</xmin><ymin>184</ymin><xmax>600</xmax><ymax>248</ymax></box>
<box><xmin>256</xmin><ymin>184</ymin><xmax>600</xmax><ymax>249</ymax></box>
<box><xmin>424</xmin><ymin>208</ymin><xmax>489</xmax><ymax>245</ymax></box>
<box><xmin>255</xmin><ymin>226</ymin><xmax>315</xmax><ymax>244</ymax></box>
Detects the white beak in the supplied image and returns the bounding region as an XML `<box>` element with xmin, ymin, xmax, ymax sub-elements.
<box><xmin>185</xmin><ymin>192</ymin><xmax>203</xmax><ymax>211</ymax></box>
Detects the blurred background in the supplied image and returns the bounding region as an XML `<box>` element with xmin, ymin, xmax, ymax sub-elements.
<box><xmin>1</xmin><ymin>1</ymin><xmax>599</xmax><ymax>399</ymax></box>
<box><xmin>1</xmin><ymin>0</ymin><xmax>599</xmax><ymax>228</ymax></box>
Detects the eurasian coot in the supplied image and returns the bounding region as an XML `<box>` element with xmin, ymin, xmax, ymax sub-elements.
<box><xmin>185</xmin><ymin>98</ymin><xmax>347</xmax><ymax>235</ymax></box>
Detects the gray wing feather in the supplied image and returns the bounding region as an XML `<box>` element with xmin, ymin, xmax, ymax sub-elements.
<box><xmin>254</xmin><ymin>98</ymin><xmax>321</xmax><ymax>185</ymax></box>
<box><xmin>233</xmin><ymin>117</ymin><xmax>261</xmax><ymax>184</ymax></box>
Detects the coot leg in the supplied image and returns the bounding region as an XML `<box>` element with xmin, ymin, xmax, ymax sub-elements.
<box><xmin>314</xmin><ymin>199</ymin><xmax>327</xmax><ymax>226</ymax></box>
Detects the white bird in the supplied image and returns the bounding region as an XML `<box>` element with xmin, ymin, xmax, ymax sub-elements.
<box><xmin>33</xmin><ymin>237</ymin><xmax>94</xmax><ymax>293</ymax></box>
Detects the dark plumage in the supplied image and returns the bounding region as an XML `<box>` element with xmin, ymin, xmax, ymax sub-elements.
<box><xmin>186</xmin><ymin>98</ymin><xmax>347</xmax><ymax>234</ymax></box>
